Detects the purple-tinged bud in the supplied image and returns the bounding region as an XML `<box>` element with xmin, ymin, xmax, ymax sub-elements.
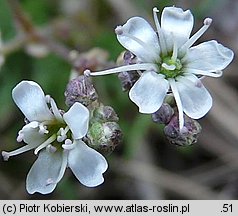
<box><xmin>123</xmin><ymin>51</ymin><xmax>137</xmax><ymax>65</ymax></box>
<box><xmin>118</xmin><ymin>71</ymin><xmax>140</xmax><ymax>91</ymax></box>
<box><xmin>84</xmin><ymin>122</ymin><xmax>122</xmax><ymax>155</ymax></box>
<box><xmin>71</xmin><ymin>48</ymin><xmax>110</xmax><ymax>73</ymax></box>
<box><xmin>152</xmin><ymin>103</ymin><xmax>174</xmax><ymax>124</ymax></box>
<box><xmin>93</xmin><ymin>104</ymin><xmax>119</xmax><ymax>122</ymax></box>
<box><xmin>117</xmin><ymin>51</ymin><xmax>140</xmax><ymax>91</ymax></box>
<box><xmin>64</xmin><ymin>75</ymin><xmax>98</xmax><ymax>107</ymax></box>
<box><xmin>164</xmin><ymin>115</ymin><xmax>202</xmax><ymax>146</ymax></box>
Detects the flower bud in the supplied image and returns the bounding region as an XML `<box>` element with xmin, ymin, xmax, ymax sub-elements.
<box><xmin>84</xmin><ymin>122</ymin><xmax>122</xmax><ymax>155</ymax></box>
<box><xmin>64</xmin><ymin>75</ymin><xmax>98</xmax><ymax>107</ymax></box>
<box><xmin>93</xmin><ymin>104</ymin><xmax>119</xmax><ymax>122</ymax></box>
<box><xmin>117</xmin><ymin>51</ymin><xmax>140</xmax><ymax>91</ymax></box>
<box><xmin>71</xmin><ymin>48</ymin><xmax>110</xmax><ymax>74</ymax></box>
<box><xmin>123</xmin><ymin>50</ymin><xmax>137</xmax><ymax>65</ymax></box>
<box><xmin>118</xmin><ymin>71</ymin><xmax>140</xmax><ymax>91</ymax></box>
<box><xmin>164</xmin><ymin>115</ymin><xmax>202</xmax><ymax>146</ymax></box>
<box><xmin>152</xmin><ymin>103</ymin><xmax>174</xmax><ymax>124</ymax></box>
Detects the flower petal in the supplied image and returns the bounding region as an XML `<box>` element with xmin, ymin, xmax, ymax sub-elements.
<box><xmin>161</xmin><ymin>7</ymin><xmax>194</xmax><ymax>50</ymax></box>
<box><xmin>63</xmin><ymin>102</ymin><xmax>89</xmax><ymax>139</ymax></box>
<box><xmin>129</xmin><ymin>71</ymin><xmax>169</xmax><ymax>113</ymax></box>
<box><xmin>12</xmin><ymin>81</ymin><xmax>53</xmax><ymax>122</ymax></box>
<box><xmin>184</xmin><ymin>40</ymin><xmax>234</xmax><ymax>72</ymax></box>
<box><xmin>26</xmin><ymin>150</ymin><xmax>65</xmax><ymax>194</ymax></box>
<box><xmin>68</xmin><ymin>140</ymin><xmax>108</xmax><ymax>187</ymax></box>
<box><xmin>176</xmin><ymin>74</ymin><xmax>212</xmax><ymax>119</ymax></box>
<box><xmin>116</xmin><ymin>17</ymin><xmax>160</xmax><ymax>62</ymax></box>
<box><xmin>21</xmin><ymin>122</ymin><xmax>47</xmax><ymax>146</ymax></box>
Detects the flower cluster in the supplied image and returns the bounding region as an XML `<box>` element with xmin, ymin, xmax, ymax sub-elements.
<box><xmin>87</xmin><ymin>6</ymin><xmax>234</xmax><ymax>132</ymax></box>
<box><xmin>0</xmin><ymin>5</ymin><xmax>235</xmax><ymax>196</ymax></box>
<box><xmin>2</xmin><ymin>81</ymin><xmax>108</xmax><ymax>194</ymax></box>
<box><xmin>65</xmin><ymin>75</ymin><xmax>122</xmax><ymax>155</ymax></box>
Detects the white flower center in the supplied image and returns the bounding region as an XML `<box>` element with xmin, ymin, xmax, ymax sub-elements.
<box><xmin>2</xmin><ymin>96</ymin><xmax>74</xmax><ymax>161</ymax></box>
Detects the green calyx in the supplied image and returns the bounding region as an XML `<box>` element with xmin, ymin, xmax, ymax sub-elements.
<box><xmin>159</xmin><ymin>56</ymin><xmax>183</xmax><ymax>79</ymax></box>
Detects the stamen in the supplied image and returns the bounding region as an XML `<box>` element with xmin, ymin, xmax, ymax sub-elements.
<box><xmin>46</xmin><ymin>144</ymin><xmax>57</xmax><ymax>153</ymax></box>
<box><xmin>39</xmin><ymin>123</ymin><xmax>49</xmax><ymax>134</ymax></box>
<box><xmin>16</xmin><ymin>131</ymin><xmax>24</xmax><ymax>142</ymax></box>
<box><xmin>45</xmin><ymin>95</ymin><xmax>51</xmax><ymax>104</ymax></box>
<box><xmin>50</xmin><ymin>98</ymin><xmax>63</xmax><ymax>121</ymax></box>
<box><xmin>115</xmin><ymin>26</ymin><xmax>159</xmax><ymax>61</ymax></box>
<box><xmin>179</xmin><ymin>18</ymin><xmax>212</xmax><ymax>53</ymax></box>
<box><xmin>169</xmin><ymin>79</ymin><xmax>184</xmax><ymax>131</ymax></box>
<box><xmin>162</xmin><ymin>63</ymin><xmax>176</xmax><ymax>71</ymax></box>
<box><xmin>2</xmin><ymin>144</ymin><xmax>36</xmax><ymax>161</ymax></box>
<box><xmin>57</xmin><ymin>126</ymin><xmax>69</xmax><ymax>142</ymax></box>
<box><xmin>153</xmin><ymin>7</ymin><xmax>167</xmax><ymax>55</ymax></box>
<box><xmin>34</xmin><ymin>134</ymin><xmax>56</xmax><ymax>155</ymax></box>
<box><xmin>62</xmin><ymin>139</ymin><xmax>75</xmax><ymax>150</ymax></box>
<box><xmin>115</xmin><ymin>26</ymin><xmax>123</xmax><ymax>35</ymax></box>
<box><xmin>171</xmin><ymin>35</ymin><xmax>178</xmax><ymax>61</ymax></box>
<box><xmin>88</xmin><ymin>63</ymin><xmax>158</xmax><ymax>76</ymax></box>
<box><xmin>84</xmin><ymin>69</ymin><xmax>91</xmax><ymax>77</ymax></box>
<box><xmin>184</xmin><ymin>69</ymin><xmax>223</xmax><ymax>78</ymax></box>
<box><xmin>64</xmin><ymin>126</ymin><xmax>70</xmax><ymax>134</ymax></box>
<box><xmin>57</xmin><ymin>136</ymin><xmax>65</xmax><ymax>142</ymax></box>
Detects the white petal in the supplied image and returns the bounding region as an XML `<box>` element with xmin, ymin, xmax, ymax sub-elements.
<box><xmin>68</xmin><ymin>140</ymin><xmax>108</xmax><ymax>187</ymax></box>
<box><xmin>26</xmin><ymin>150</ymin><xmax>65</xmax><ymax>194</ymax></box>
<box><xmin>184</xmin><ymin>40</ymin><xmax>234</xmax><ymax>72</ymax></box>
<box><xmin>12</xmin><ymin>81</ymin><xmax>53</xmax><ymax>122</ymax></box>
<box><xmin>129</xmin><ymin>71</ymin><xmax>169</xmax><ymax>113</ymax></box>
<box><xmin>116</xmin><ymin>17</ymin><xmax>160</xmax><ymax>62</ymax></box>
<box><xmin>161</xmin><ymin>7</ymin><xmax>194</xmax><ymax>50</ymax></box>
<box><xmin>21</xmin><ymin>122</ymin><xmax>47</xmax><ymax>146</ymax></box>
<box><xmin>63</xmin><ymin>102</ymin><xmax>89</xmax><ymax>139</ymax></box>
<box><xmin>176</xmin><ymin>74</ymin><xmax>212</xmax><ymax>119</ymax></box>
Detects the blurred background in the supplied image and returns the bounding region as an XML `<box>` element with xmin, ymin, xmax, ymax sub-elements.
<box><xmin>0</xmin><ymin>0</ymin><xmax>237</xmax><ymax>199</ymax></box>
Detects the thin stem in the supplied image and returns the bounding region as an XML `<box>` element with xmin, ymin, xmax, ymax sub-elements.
<box><xmin>7</xmin><ymin>0</ymin><xmax>78</xmax><ymax>70</ymax></box>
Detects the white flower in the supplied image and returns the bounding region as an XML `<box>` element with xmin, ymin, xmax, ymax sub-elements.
<box><xmin>2</xmin><ymin>81</ymin><xmax>108</xmax><ymax>194</ymax></box>
<box><xmin>87</xmin><ymin>6</ymin><xmax>234</xmax><ymax>130</ymax></box>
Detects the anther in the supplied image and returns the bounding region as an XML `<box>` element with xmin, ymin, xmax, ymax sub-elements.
<box><xmin>115</xmin><ymin>26</ymin><xmax>123</xmax><ymax>35</ymax></box>
<box><xmin>2</xmin><ymin>151</ymin><xmax>10</xmax><ymax>161</ymax></box>
<box><xmin>16</xmin><ymin>131</ymin><xmax>24</xmax><ymax>142</ymax></box>
<box><xmin>39</xmin><ymin>124</ymin><xmax>49</xmax><ymax>134</ymax></box>
<box><xmin>179</xmin><ymin>17</ymin><xmax>213</xmax><ymax>53</ymax></box>
<box><xmin>57</xmin><ymin>127</ymin><xmax>67</xmax><ymax>142</ymax></box>
<box><xmin>46</xmin><ymin>144</ymin><xmax>57</xmax><ymax>153</ymax></box>
<box><xmin>204</xmin><ymin>17</ymin><xmax>212</xmax><ymax>25</ymax></box>
<box><xmin>45</xmin><ymin>95</ymin><xmax>51</xmax><ymax>103</ymax></box>
<box><xmin>84</xmin><ymin>69</ymin><xmax>91</xmax><ymax>77</ymax></box>
<box><xmin>62</xmin><ymin>139</ymin><xmax>75</xmax><ymax>150</ymax></box>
